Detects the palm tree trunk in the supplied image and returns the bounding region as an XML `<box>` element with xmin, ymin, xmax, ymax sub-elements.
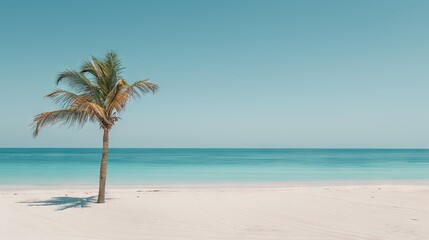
<box><xmin>97</xmin><ymin>128</ymin><xmax>109</xmax><ymax>203</ymax></box>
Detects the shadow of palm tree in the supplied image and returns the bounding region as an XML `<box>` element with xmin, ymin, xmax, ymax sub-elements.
<box><xmin>21</xmin><ymin>196</ymin><xmax>96</xmax><ymax>211</ymax></box>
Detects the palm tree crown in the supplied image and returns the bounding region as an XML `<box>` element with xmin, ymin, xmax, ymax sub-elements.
<box><xmin>32</xmin><ymin>51</ymin><xmax>158</xmax><ymax>135</ymax></box>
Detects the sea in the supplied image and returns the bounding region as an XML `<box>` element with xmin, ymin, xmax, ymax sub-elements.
<box><xmin>0</xmin><ymin>148</ymin><xmax>428</xmax><ymax>186</ymax></box>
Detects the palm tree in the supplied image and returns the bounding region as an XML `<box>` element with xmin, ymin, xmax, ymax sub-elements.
<box><xmin>32</xmin><ymin>51</ymin><xmax>158</xmax><ymax>203</ymax></box>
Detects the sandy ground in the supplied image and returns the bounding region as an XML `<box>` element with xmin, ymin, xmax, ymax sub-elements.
<box><xmin>1</xmin><ymin>185</ymin><xmax>428</xmax><ymax>240</ymax></box>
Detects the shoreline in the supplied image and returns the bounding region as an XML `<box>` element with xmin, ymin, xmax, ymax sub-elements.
<box><xmin>1</xmin><ymin>179</ymin><xmax>428</xmax><ymax>191</ymax></box>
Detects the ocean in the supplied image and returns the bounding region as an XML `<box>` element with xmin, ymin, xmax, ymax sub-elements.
<box><xmin>0</xmin><ymin>148</ymin><xmax>428</xmax><ymax>186</ymax></box>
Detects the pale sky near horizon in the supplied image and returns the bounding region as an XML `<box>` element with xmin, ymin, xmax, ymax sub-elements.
<box><xmin>1</xmin><ymin>0</ymin><xmax>429</xmax><ymax>148</ymax></box>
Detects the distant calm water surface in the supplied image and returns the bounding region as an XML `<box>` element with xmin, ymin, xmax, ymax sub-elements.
<box><xmin>0</xmin><ymin>148</ymin><xmax>428</xmax><ymax>186</ymax></box>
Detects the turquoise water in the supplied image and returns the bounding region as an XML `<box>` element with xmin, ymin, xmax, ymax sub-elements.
<box><xmin>0</xmin><ymin>148</ymin><xmax>428</xmax><ymax>186</ymax></box>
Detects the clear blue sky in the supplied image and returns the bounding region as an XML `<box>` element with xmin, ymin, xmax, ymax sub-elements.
<box><xmin>1</xmin><ymin>0</ymin><xmax>429</xmax><ymax>148</ymax></box>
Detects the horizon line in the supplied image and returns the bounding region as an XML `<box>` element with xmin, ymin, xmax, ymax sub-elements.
<box><xmin>1</xmin><ymin>147</ymin><xmax>429</xmax><ymax>150</ymax></box>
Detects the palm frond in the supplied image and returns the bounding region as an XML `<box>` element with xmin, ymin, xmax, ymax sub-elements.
<box><xmin>105</xmin><ymin>79</ymin><xmax>158</xmax><ymax>115</ymax></box>
<box><xmin>104</xmin><ymin>79</ymin><xmax>130</xmax><ymax>115</ymax></box>
<box><xmin>46</xmin><ymin>89</ymin><xmax>91</xmax><ymax>108</ymax></box>
<box><xmin>56</xmin><ymin>70</ymin><xmax>97</xmax><ymax>94</ymax></box>
<box><xmin>42</xmin><ymin>90</ymin><xmax>110</xmax><ymax>129</ymax></box>
<box><xmin>129</xmin><ymin>80</ymin><xmax>159</xmax><ymax>98</ymax></box>
<box><xmin>76</xmin><ymin>102</ymin><xmax>110</xmax><ymax>127</ymax></box>
<box><xmin>32</xmin><ymin>109</ymin><xmax>94</xmax><ymax>137</ymax></box>
<box><xmin>81</xmin><ymin>57</ymin><xmax>110</xmax><ymax>95</ymax></box>
<box><xmin>105</xmin><ymin>51</ymin><xmax>124</xmax><ymax>84</ymax></box>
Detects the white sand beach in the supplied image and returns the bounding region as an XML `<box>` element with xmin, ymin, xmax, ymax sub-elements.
<box><xmin>1</xmin><ymin>184</ymin><xmax>428</xmax><ymax>240</ymax></box>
